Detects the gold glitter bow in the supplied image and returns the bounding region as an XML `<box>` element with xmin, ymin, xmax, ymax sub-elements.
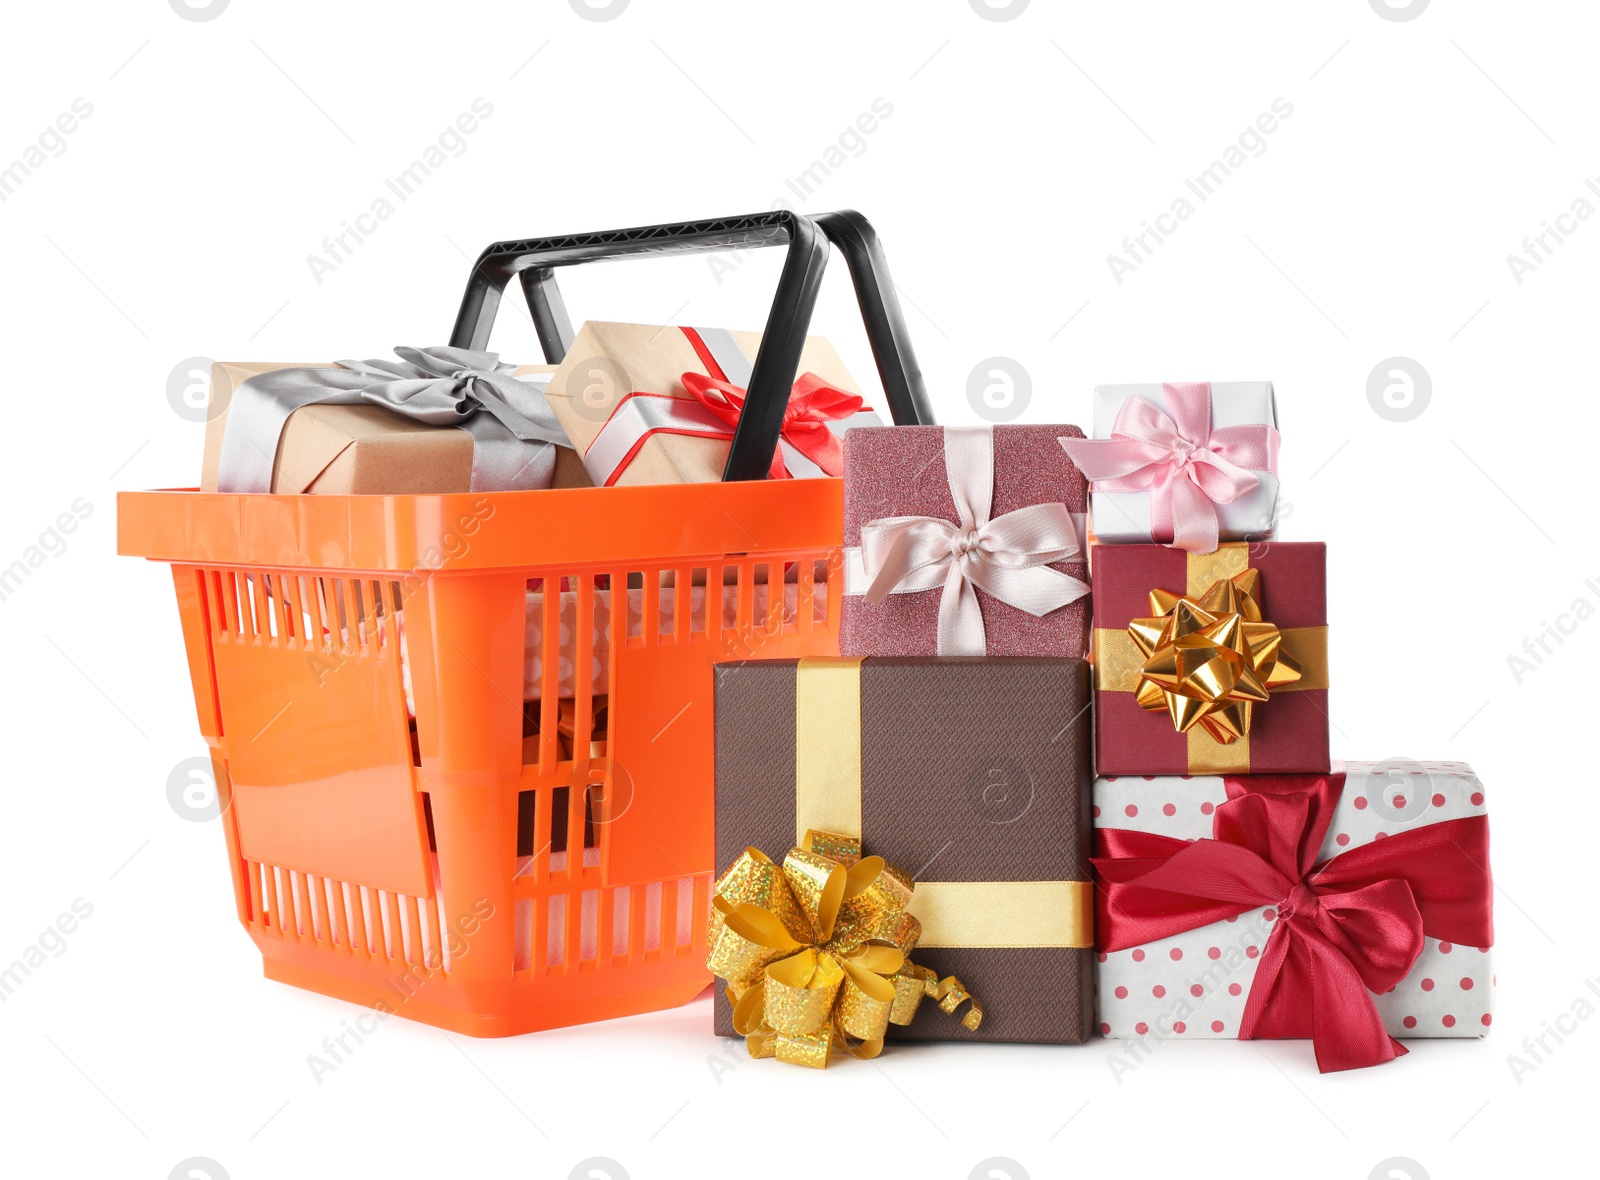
<box><xmin>1129</xmin><ymin>567</ymin><xmax>1302</xmax><ymax>746</ymax></box>
<box><xmin>708</xmin><ymin>830</ymin><xmax>982</xmax><ymax>1068</ymax></box>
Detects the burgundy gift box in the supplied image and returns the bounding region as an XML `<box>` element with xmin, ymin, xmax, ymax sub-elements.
<box><xmin>1090</xmin><ymin>541</ymin><xmax>1329</xmax><ymax>776</ymax></box>
<box><xmin>840</xmin><ymin>424</ymin><xmax>1091</xmax><ymax>658</ymax></box>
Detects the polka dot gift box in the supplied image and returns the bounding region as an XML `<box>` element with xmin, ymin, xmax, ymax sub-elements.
<box><xmin>1092</xmin><ymin>763</ymin><xmax>1493</xmax><ymax>1073</ymax></box>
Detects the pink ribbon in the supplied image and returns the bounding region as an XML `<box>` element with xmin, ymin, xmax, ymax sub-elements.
<box><xmin>1058</xmin><ymin>382</ymin><xmax>1279</xmax><ymax>554</ymax></box>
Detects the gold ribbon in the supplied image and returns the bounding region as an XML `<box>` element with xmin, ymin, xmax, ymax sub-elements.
<box><xmin>555</xmin><ymin>696</ymin><xmax>608</xmax><ymax>761</ymax></box>
<box><xmin>909</xmin><ymin>880</ymin><xmax>1093</xmax><ymax>948</ymax></box>
<box><xmin>794</xmin><ymin>659</ymin><xmax>862</xmax><ymax>841</ymax></box>
<box><xmin>708</xmin><ymin>830</ymin><xmax>982</xmax><ymax>1069</ymax></box>
<box><xmin>1125</xmin><ymin>566</ymin><xmax>1300</xmax><ymax>745</ymax></box>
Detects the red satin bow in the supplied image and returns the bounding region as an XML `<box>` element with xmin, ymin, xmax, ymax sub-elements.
<box><xmin>680</xmin><ymin>370</ymin><xmax>866</xmax><ymax>479</ymax></box>
<box><xmin>1093</xmin><ymin>774</ymin><xmax>1493</xmax><ymax>1072</ymax></box>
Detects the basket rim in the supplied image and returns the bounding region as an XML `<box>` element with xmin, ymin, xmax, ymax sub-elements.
<box><xmin>118</xmin><ymin>479</ymin><xmax>843</xmax><ymax>573</ymax></box>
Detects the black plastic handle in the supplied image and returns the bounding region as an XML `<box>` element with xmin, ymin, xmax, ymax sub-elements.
<box><xmin>808</xmin><ymin>210</ymin><xmax>933</xmax><ymax>429</ymax></box>
<box><xmin>450</xmin><ymin>211</ymin><xmax>826</xmax><ymax>482</ymax></box>
<box><xmin>450</xmin><ymin>209</ymin><xmax>932</xmax><ymax>481</ymax></box>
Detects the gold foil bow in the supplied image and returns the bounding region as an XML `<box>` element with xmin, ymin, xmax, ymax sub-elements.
<box><xmin>1129</xmin><ymin>567</ymin><xmax>1302</xmax><ymax>745</ymax></box>
<box><xmin>708</xmin><ymin>830</ymin><xmax>982</xmax><ymax>1068</ymax></box>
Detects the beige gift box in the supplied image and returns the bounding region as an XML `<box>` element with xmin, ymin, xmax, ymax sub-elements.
<box><xmin>541</xmin><ymin>321</ymin><xmax>866</xmax><ymax>487</ymax></box>
<box><xmin>199</xmin><ymin>361</ymin><xmax>590</xmax><ymax>495</ymax></box>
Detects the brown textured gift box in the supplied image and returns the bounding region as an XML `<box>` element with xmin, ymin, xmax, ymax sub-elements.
<box><xmin>712</xmin><ymin>656</ymin><xmax>1095</xmax><ymax>1045</ymax></box>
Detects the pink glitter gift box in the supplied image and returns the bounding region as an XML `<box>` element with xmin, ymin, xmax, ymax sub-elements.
<box><xmin>840</xmin><ymin>423</ymin><xmax>1092</xmax><ymax>657</ymax></box>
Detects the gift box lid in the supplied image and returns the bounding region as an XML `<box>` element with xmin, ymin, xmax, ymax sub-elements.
<box><xmin>1091</xmin><ymin>381</ymin><xmax>1277</xmax><ymax>435</ymax></box>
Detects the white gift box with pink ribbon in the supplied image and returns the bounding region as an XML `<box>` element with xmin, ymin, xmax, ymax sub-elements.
<box><xmin>1063</xmin><ymin>381</ymin><xmax>1281</xmax><ymax>553</ymax></box>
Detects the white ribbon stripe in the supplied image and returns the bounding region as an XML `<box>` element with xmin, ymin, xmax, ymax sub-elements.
<box><xmin>582</xmin><ymin>326</ymin><xmax>879</xmax><ymax>485</ymax></box>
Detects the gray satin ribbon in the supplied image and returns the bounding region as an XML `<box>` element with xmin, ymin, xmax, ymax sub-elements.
<box><xmin>216</xmin><ymin>345</ymin><xmax>573</xmax><ymax>493</ymax></box>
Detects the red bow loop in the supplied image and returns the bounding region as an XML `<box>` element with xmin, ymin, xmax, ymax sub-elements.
<box><xmin>1304</xmin><ymin>878</ymin><xmax>1427</xmax><ymax>995</ymax></box>
<box><xmin>680</xmin><ymin>369</ymin><xmax>865</xmax><ymax>479</ymax></box>
<box><xmin>1242</xmin><ymin>915</ymin><xmax>1411</xmax><ymax>1073</ymax></box>
<box><xmin>1217</xmin><ymin>776</ymin><xmax>1342</xmax><ymax>881</ymax></box>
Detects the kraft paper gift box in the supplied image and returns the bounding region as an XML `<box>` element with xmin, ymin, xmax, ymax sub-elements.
<box><xmin>1092</xmin><ymin>763</ymin><xmax>1494</xmax><ymax>1073</ymax></box>
<box><xmin>541</xmin><ymin>321</ymin><xmax>878</xmax><ymax>487</ymax></box>
<box><xmin>1091</xmin><ymin>540</ymin><xmax>1328</xmax><ymax>776</ymax></box>
<box><xmin>201</xmin><ymin>358</ymin><xmax>589</xmax><ymax>495</ymax></box>
<box><xmin>1060</xmin><ymin>381</ymin><xmax>1280</xmax><ymax>552</ymax></box>
<box><xmin>840</xmin><ymin>424</ymin><xmax>1091</xmax><ymax>658</ymax></box>
<box><xmin>711</xmin><ymin>656</ymin><xmax>1096</xmax><ymax>1047</ymax></box>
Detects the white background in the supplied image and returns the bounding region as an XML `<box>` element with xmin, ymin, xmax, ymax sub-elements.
<box><xmin>1</xmin><ymin>1</ymin><xmax>1593</xmax><ymax>1177</ymax></box>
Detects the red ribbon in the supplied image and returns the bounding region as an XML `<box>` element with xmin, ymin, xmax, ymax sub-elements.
<box><xmin>1093</xmin><ymin>774</ymin><xmax>1493</xmax><ymax>1072</ymax></box>
<box><xmin>679</xmin><ymin>370</ymin><xmax>866</xmax><ymax>479</ymax></box>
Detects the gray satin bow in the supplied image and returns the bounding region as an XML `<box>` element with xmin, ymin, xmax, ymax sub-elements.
<box><xmin>216</xmin><ymin>345</ymin><xmax>573</xmax><ymax>493</ymax></box>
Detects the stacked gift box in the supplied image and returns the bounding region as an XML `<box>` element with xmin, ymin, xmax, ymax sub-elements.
<box><xmin>189</xmin><ymin>259</ymin><xmax>1493</xmax><ymax>1072</ymax></box>
<box><xmin>709</xmin><ymin>422</ymin><xmax>1100</xmax><ymax>1058</ymax></box>
<box><xmin>703</xmin><ymin>378</ymin><xmax>1495</xmax><ymax>1072</ymax></box>
<box><xmin>1066</xmin><ymin>382</ymin><xmax>1494</xmax><ymax>1072</ymax></box>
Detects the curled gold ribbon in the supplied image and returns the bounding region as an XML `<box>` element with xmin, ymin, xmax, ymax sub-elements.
<box><xmin>1129</xmin><ymin>566</ymin><xmax>1301</xmax><ymax>745</ymax></box>
<box><xmin>709</xmin><ymin>830</ymin><xmax>984</xmax><ymax>1069</ymax></box>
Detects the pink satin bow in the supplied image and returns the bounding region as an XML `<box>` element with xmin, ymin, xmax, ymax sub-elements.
<box><xmin>1059</xmin><ymin>382</ymin><xmax>1279</xmax><ymax>554</ymax></box>
<box><xmin>859</xmin><ymin>425</ymin><xmax>1089</xmax><ymax>656</ymax></box>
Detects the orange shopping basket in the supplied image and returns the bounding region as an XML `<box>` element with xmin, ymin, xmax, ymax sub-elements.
<box><xmin>118</xmin><ymin>211</ymin><xmax>932</xmax><ymax>1035</ymax></box>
